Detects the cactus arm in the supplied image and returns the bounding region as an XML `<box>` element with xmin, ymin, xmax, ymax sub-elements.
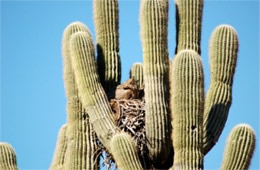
<box><xmin>140</xmin><ymin>0</ymin><xmax>172</xmax><ymax>164</ymax></box>
<box><xmin>203</xmin><ymin>25</ymin><xmax>239</xmax><ymax>154</ymax></box>
<box><xmin>0</xmin><ymin>143</ymin><xmax>18</xmax><ymax>170</ymax></box>
<box><xmin>130</xmin><ymin>63</ymin><xmax>144</xmax><ymax>89</ymax></box>
<box><xmin>175</xmin><ymin>0</ymin><xmax>203</xmax><ymax>54</ymax></box>
<box><xmin>70</xmin><ymin>30</ymin><xmax>143</xmax><ymax>170</ymax></box>
<box><xmin>171</xmin><ymin>50</ymin><xmax>204</xmax><ymax>169</ymax></box>
<box><xmin>70</xmin><ymin>31</ymin><xmax>117</xmax><ymax>150</ymax></box>
<box><xmin>94</xmin><ymin>0</ymin><xmax>121</xmax><ymax>99</ymax></box>
<box><xmin>111</xmin><ymin>133</ymin><xmax>143</xmax><ymax>170</ymax></box>
<box><xmin>61</xmin><ymin>22</ymin><xmax>97</xmax><ymax>169</ymax></box>
<box><xmin>221</xmin><ymin>124</ymin><xmax>256</xmax><ymax>170</ymax></box>
<box><xmin>50</xmin><ymin>125</ymin><xmax>68</xmax><ymax>170</ymax></box>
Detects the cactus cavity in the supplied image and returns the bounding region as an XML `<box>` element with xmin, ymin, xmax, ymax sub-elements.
<box><xmin>203</xmin><ymin>25</ymin><xmax>239</xmax><ymax>154</ymax></box>
<box><xmin>94</xmin><ymin>0</ymin><xmax>121</xmax><ymax>98</ymax></box>
<box><xmin>0</xmin><ymin>143</ymin><xmax>18</xmax><ymax>170</ymax></box>
<box><xmin>171</xmin><ymin>50</ymin><xmax>204</xmax><ymax>169</ymax></box>
<box><xmin>175</xmin><ymin>0</ymin><xmax>203</xmax><ymax>54</ymax></box>
<box><xmin>140</xmin><ymin>0</ymin><xmax>172</xmax><ymax>164</ymax></box>
<box><xmin>221</xmin><ymin>124</ymin><xmax>256</xmax><ymax>170</ymax></box>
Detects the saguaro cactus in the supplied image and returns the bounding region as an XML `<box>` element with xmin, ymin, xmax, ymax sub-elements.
<box><xmin>50</xmin><ymin>124</ymin><xmax>68</xmax><ymax>170</ymax></box>
<box><xmin>0</xmin><ymin>143</ymin><xmax>18</xmax><ymax>170</ymax></box>
<box><xmin>221</xmin><ymin>124</ymin><xmax>256</xmax><ymax>170</ymax></box>
<box><xmin>49</xmin><ymin>0</ymin><xmax>256</xmax><ymax>169</ymax></box>
<box><xmin>130</xmin><ymin>63</ymin><xmax>143</xmax><ymax>89</ymax></box>
<box><xmin>140</xmin><ymin>0</ymin><xmax>172</xmax><ymax>164</ymax></box>
<box><xmin>171</xmin><ymin>50</ymin><xmax>204</xmax><ymax>169</ymax></box>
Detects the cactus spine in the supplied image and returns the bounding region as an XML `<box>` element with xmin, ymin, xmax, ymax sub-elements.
<box><xmin>175</xmin><ymin>0</ymin><xmax>203</xmax><ymax>54</ymax></box>
<box><xmin>140</xmin><ymin>0</ymin><xmax>172</xmax><ymax>164</ymax></box>
<box><xmin>0</xmin><ymin>143</ymin><xmax>18</xmax><ymax>170</ymax></box>
<box><xmin>171</xmin><ymin>50</ymin><xmax>204</xmax><ymax>169</ymax></box>
<box><xmin>48</xmin><ymin>0</ymin><xmax>256</xmax><ymax>169</ymax></box>
<box><xmin>50</xmin><ymin>124</ymin><xmax>68</xmax><ymax>170</ymax></box>
<box><xmin>203</xmin><ymin>25</ymin><xmax>238</xmax><ymax>154</ymax></box>
<box><xmin>59</xmin><ymin>22</ymin><xmax>97</xmax><ymax>169</ymax></box>
<box><xmin>69</xmin><ymin>31</ymin><xmax>117</xmax><ymax>150</ymax></box>
<box><xmin>221</xmin><ymin>124</ymin><xmax>256</xmax><ymax>170</ymax></box>
<box><xmin>94</xmin><ymin>0</ymin><xmax>121</xmax><ymax>99</ymax></box>
<box><xmin>69</xmin><ymin>31</ymin><xmax>143</xmax><ymax>169</ymax></box>
<box><xmin>130</xmin><ymin>63</ymin><xmax>144</xmax><ymax>89</ymax></box>
<box><xmin>111</xmin><ymin>133</ymin><xmax>143</xmax><ymax>170</ymax></box>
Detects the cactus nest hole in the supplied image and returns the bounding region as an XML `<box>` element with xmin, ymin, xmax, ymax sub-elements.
<box><xmin>94</xmin><ymin>98</ymin><xmax>147</xmax><ymax>169</ymax></box>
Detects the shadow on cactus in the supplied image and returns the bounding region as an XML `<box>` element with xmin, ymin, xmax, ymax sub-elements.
<box><xmin>46</xmin><ymin>0</ymin><xmax>256</xmax><ymax>170</ymax></box>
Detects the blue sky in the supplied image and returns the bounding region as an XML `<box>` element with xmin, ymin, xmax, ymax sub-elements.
<box><xmin>1</xmin><ymin>0</ymin><xmax>259</xmax><ymax>169</ymax></box>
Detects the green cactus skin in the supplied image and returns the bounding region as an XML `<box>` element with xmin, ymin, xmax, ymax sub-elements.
<box><xmin>175</xmin><ymin>0</ymin><xmax>203</xmax><ymax>54</ymax></box>
<box><xmin>94</xmin><ymin>0</ymin><xmax>121</xmax><ymax>99</ymax></box>
<box><xmin>0</xmin><ymin>143</ymin><xmax>18</xmax><ymax>170</ymax></box>
<box><xmin>61</xmin><ymin>22</ymin><xmax>97</xmax><ymax>169</ymax></box>
<box><xmin>171</xmin><ymin>50</ymin><xmax>204</xmax><ymax>169</ymax></box>
<box><xmin>111</xmin><ymin>133</ymin><xmax>143</xmax><ymax>170</ymax></box>
<box><xmin>70</xmin><ymin>30</ymin><xmax>143</xmax><ymax>170</ymax></box>
<box><xmin>140</xmin><ymin>0</ymin><xmax>172</xmax><ymax>164</ymax></box>
<box><xmin>203</xmin><ymin>25</ymin><xmax>238</xmax><ymax>154</ymax></box>
<box><xmin>130</xmin><ymin>63</ymin><xmax>143</xmax><ymax>88</ymax></box>
<box><xmin>221</xmin><ymin>124</ymin><xmax>256</xmax><ymax>170</ymax></box>
<box><xmin>69</xmin><ymin>30</ymin><xmax>117</xmax><ymax>151</ymax></box>
<box><xmin>50</xmin><ymin>124</ymin><xmax>68</xmax><ymax>170</ymax></box>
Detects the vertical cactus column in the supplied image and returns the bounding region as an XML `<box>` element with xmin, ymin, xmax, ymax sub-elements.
<box><xmin>61</xmin><ymin>22</ymin><xmax>97</xmax><ymax>169</ymax></box>
<box><xmin>111</xmin><ymin>133</ymin><xmax>143</xmax><ymax>170</ymax></box>
<box><xmin>70</xmin><ymin>30</ymin><xmax>143</xmax><ymax>169</ymax></box>
<box><xmin>130</xmin><ymin>63</ymin><xmax>144</xmax><ymax>89</ymax></box>
<box><xmin>175</xmin><ymin>0</ymin><xmax>203</xmax><ymax>54</ymax></box>
<box><xmin>203</xmin><ymin>25</ymin><xmax>239</xmax><ymax>154</ymax></box>
<box><xmin>140</xmin><ymin>0</ymin><xmax>172</xmax><ymax>165</ymax></box>
<box><xmin>0</xmin><ymin>143</ymin><xmax>18</xmax><ymax>170</ymax></box>
<box><xmin>221</xmin><ymin>124</ymin><xmax>256</xmax><ymax>170</ymax></box>
<box><xmin>50</xmin><ymin>124</ymin><xmax>68</xmax><ymax>170</ymax></box>
<box><xmin>94</xmin><ymin>0</ymin><xmax>121</xmax><ymax>99</ymax></box>
<box><xmin>171</xmin><ymin>50</ymin><xmax>204</xmax><ymax>169</ymax></box>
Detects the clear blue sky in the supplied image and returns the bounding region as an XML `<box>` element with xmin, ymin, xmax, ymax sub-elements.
<box><xmin>1</xmin><ymin>0</ymin><xmax>259</xmax><ymax>169</ymax></box>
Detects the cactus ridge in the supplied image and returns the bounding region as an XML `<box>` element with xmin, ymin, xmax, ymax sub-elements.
<box><xmin>175</xmin><ymin>0</ymin><xmax>203</xmax><ymax>54</ymax></box>
<box><xmin>203</xmin><ymin>25</ymin><xmax>239</xmax><ymax>154</ymax></box>
<box><xmin>50</xmin><ymin>124</ymin><xmax>68</xmax><ymax>170</ymax></box>
<box><xmin>221</xmin><ymin>124</ymin><xmax>256</xmax><ymax>170</ymax></box>
<box><xmin>0</xmin><ymin>143</ymin><xmax>18</xmax><ymax>170</ymax></box>
<box><xmin>94</xmin><ymin>0</ymin><xmax>121</xmax><ymax>98</ymax></box>
<box><xmin>130</xmin><ymin>63</ymin><xmax>144</xmax><ymax>89</ymax></box>
<box><xmin>111</xmin><ymin>133</ymin><xmax>143</xmax><ymax>170</ymax></box>
<box><xmin>171</xmin><ymin>50</ymin><xmax>204</xmax><ymax>170</ymax></box>
<box><xmin>60</xmin><ymin>22</ymin><xmax>97</xmax><ymax>169</ymax></box>
<box><xmin>140</xmin><ymin>0</ymin><xmax>172</xmax><ymax>164</ymax></box>
<box><xmin>69</xmin><ymin>31</ymin><xmax>118</xmax><ymax>151</ymax></box>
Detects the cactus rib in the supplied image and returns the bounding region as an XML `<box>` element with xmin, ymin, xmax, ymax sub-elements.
<box><xmin>175</xmin><ymin>0</ymin><xmax>203</xmax><ymax>54</ymax></box>
<box><xmin>171</xmin><ymin>50</ymin><xmax>204</xmax><ymax>169</ymax></box>
<box><xmin>203</xmin><ymin>25</ymin><xmax>239</xmax><ymax>154</ymax></box>
<box><xmin>130</xmin><ymin>63</ymin><xmax>144</xmax><ymax>89</ymax></box>
<box><xmin>94</xmin><ymin>0</ymin><xmax>121</xmax><ymax>99</ymax></box>
<box><xmin>221</xmin><ymin>124</ymin><xmax>256</xmax><ymax>170</ymax></box>
<box><xmin>62</xmin><ymin>22</ymin><xmax>97</xmax><ymax>169</ymax></box>
<box><xmin>50</xmin><ymin>125</ymin><xmax>68</xmax><ymax>170</ymax></box>
<box><xmin>0</xmin><ymin>143</ymin><xmax>18</xmax><ymax>170</ymax></box>
<box><xmin>140</xmin><ymin>0</ymin><xmax>172</xmax><ymax>164</ymax></box>
<box><xmin>111</xmin><ymin>133</ymin><xmax>143</xmax><ymax>170</ymax></box>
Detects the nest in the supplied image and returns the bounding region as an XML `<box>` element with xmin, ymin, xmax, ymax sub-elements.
<box><xmin>94</xmin><ymin>79</ymin><xmax>147</xmax><ymax>169</ymax></box>
<box><xmin>110</xmin><ymin>99</ymin><xmax>146</xmax><ymax>156</ymax></box>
